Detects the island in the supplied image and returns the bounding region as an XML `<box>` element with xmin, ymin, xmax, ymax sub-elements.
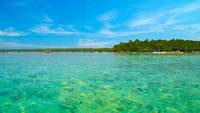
<box><xmin>0</xmin><ymin>39</ymin><xmax>200</xmax><ymax>53</ymax></box>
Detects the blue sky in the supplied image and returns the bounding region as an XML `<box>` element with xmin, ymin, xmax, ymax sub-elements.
<box><xmin>0</xmin><ymin>0</ymin><xmax>200</xmax><ymax>48</ymax></box>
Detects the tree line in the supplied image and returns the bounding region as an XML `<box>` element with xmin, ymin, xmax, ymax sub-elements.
<box><xmin>113</xmin><ymin>39</ymin><xmax>200</xmax><ymax>52</ymax></box>
<box><xmin>1</xmin><ymin>39</ymin><xmax>200</xmax><ymax>53</ymax></box>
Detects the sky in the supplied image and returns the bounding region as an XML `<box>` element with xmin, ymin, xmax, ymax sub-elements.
<box><xmin>0</xmin><ymin>0</ymin><xmax>200</xmax><ymax>49</ymax></box>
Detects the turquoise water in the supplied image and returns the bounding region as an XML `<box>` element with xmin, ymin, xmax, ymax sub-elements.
<box><xmin>0</xmin><ymin>53</ymin><xmax>200</xmax><ymax>113</ymax></box>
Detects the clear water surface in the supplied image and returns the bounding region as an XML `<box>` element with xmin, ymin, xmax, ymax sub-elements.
<box><xmin>0</xmin><ymin>53</ymin><xmax>199</xmax><ymax>113</ymax></box>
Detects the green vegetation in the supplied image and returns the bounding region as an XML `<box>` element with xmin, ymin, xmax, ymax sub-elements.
<box><xmin>44</xmin><ymin>49</ymin><xmax>52</xmax><ymax>53</ymax></box>
<box><xmin>0</xmin><ymin>39</ymin><xmax>200</xmax><ymax>53</ymax></box>
<box><xmin>113</xmin><ymin>39</ymin><xmax>200</xmax><ymax>52</ymax></box>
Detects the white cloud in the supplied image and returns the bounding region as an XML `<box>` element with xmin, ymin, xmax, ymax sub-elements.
<box><xmin>0</xmin><ymin>40</ymin><xmax>34</xmax><ymax>49</ymax></box>
<box><xmin>175</xmin><ymin>24</ymin><xmax>200</xmax><ymax>30</ymax></box>
<box><xmin>0</xmin><ymin>40</ymin><xmax>70</xmax><ymax>49</ymax></box>
<box><xmin>12</xmin><ymin>0</ymin><xmax>33</xmax><ymax>6</ymax></box>
<box><xmin>130</xmin><ymin>2</ymin><xmax>200</xmax><ymax>28</ymax></box>
<box><xmin>28</xmin><ymin>2</ymin><xmax>200</xmax><ymax>39</ymax></box>
<box><xmin>116</xmin><ymin>30</ymin><xmax>159</xmax><ymax>37</ymax></box>
<box><xmin>99</xmin><ymin>29</ymin><xmax>158</xmax><ymax>38</ymax></box>
<box><xmin>97</xmin><ymin>11</ymin><xmax>118</xmax><ymax>36</ymax></box>
<box><xmin>29</xmin><ymin>23</ymin><xmax>156</xmax><ymax>38</ymax></box>
<box><xmin>130</xmin><ymin>17</ymin><xmax>157</xmax><ymax>27</ymax></box>
<box><xmin>163</xmin><ymin>16</ymin><xmax>183</xmax><ymax>26</ymax></box>
<box><xmin>97</xmin><ymin>20</ymin><xmax>158</xmax><ymax>37</ymax></box>
<box><xmin>0</xmin><ymin>27</ymin><xmax>26</xmax><ymax>36</ymax></box>
<box><xmin>61</xmin><ymin>24</ymin><xmax>79</xmax><ymax>32</ymax></box>
<box><xmin>170</xmin><ymin>2</ymin><xmax>200</xmax><ymax>15</ymax></box>
<box><xmin>30</xmin><ymin>24</ymin><xmax>83</xmax><ymax>35</ymax></box>
<box><xmin>77</xmin><ymin>39</ymin><xmax>115</xmax><ymax>48</ymax></box>
<box><xmin>99</xmin><ymin>29</ymin><xmax>115</xmax><ymax>36</ymax></box>
<box><xmin>98</xmin><ymin>22</ymin><xmax>117</xmax><ymax>35</ymax></box>
<box><xmin>98</xmin><ymin>11</ymin><xmax>117</xmax><ymax>22</ymax></box>
<box><xmin>43</xmin><ymin>15</ymin><xmax>53</xmax><ymax>23</ymax></box>
<box><xmin>174</xmin><ymin>25</ymin><xmax>186</xmax><ymax>30</ymax></box>
<box><xmin>191</xmin><ymin>37</ymin><xmax>200</xmax><ymax>41</ymax></box>
<box><xmin>96</xmin><ymin>9</ymin><xmax>161</xmax><ymax>38</ymax></box>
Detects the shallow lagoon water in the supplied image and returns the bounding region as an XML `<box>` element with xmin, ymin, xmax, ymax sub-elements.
<box><xmin>0</xmin><ymin>53</ymin><xmax>200</xmax><ymax>113</ymax></box>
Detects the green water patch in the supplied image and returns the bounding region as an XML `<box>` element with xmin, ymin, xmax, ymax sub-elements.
<box><xmin>0</xmin><ymin>53</ymin><xmax>200</xmax><ymax>113</ymax></box>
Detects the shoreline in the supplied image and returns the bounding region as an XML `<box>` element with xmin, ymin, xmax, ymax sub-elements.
<box><xmin>0</xmin><ymin>51</ymin><xmax>200</xmax><ymax>54</ymax></box>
